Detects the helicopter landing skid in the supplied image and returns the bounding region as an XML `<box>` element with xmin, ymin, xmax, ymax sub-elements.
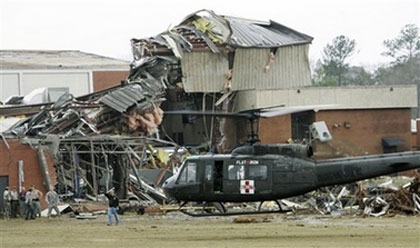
<box><xmin>179</xmin><ymin>201</ymin><xmax>291</xmax><ymax>217</ymax></box>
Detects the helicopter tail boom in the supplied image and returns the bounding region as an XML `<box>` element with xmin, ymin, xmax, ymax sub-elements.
<box><xmin>315</xmin><ymin>151</ymin><xmax>420</xmax><ymax>188</ymax></box>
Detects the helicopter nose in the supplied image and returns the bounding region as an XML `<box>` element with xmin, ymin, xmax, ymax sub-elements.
<box><xmin>162</xmin><ymin>175</ymin><xmax>176</xmax><ymax>198</ymax></box>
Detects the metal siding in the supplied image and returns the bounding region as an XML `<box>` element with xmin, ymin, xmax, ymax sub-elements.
<box><xmin>181</xmin><ymin>52</ymin><xmax>229</xmax><ymax>93</ymax></box>
<box><xmin>226</xmin><ymin>18</ymin><xmax>312</xmax><ymax>48</ymax></box>
<box><xmin>99</xmin><ymin>84</ymin><xmax>146</xmax><ymax>113</ymax></box>
<box><xmin>231</xmin><ymin>45</ymin><xmax>312</xmax><ymax>91</ymax></box>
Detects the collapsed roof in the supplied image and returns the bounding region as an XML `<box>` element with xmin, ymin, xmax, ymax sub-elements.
<box><xmin>2</xmin><ymin>62</ymin><xmax>166</xmax><ymax>138</ymax></box>
<box><xmin>131</xmin><ymin>10</ymin><xmax>314</xmax><ymax>93</ymax></box>
<box><xmin>132</xmin><ymin>9</ymin><xmax>313</xmax><ymax>57</ymax></box>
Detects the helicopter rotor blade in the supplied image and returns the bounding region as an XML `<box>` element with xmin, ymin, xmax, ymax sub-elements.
<box><xmin>164</xmin><ymin>105</ymin><xmax>337</xmax><ymax>119</ymax></box>
<box><xmin>163</xmin><ymin>110</ymin><xmax>251</xmax><ymax>118</ymax></box>
<box><xmin>260</xmin><ymin>105</ymin><xmax>337</xmax><ymax>118</ymax></box>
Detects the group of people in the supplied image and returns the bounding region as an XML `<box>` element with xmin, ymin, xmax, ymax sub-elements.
<box><xmin>2</xmin><ymin>185</ymin><xmax>61</xmax><ymax>220</ymax></box>
<box><xmin>3</xmin><ymin>185</ymin><xmax>120</xmax><ymax>226</ymax></box>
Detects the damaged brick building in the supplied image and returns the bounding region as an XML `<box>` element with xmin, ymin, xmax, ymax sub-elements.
<box><xmin>130</xmin><ymin>9</ymin><xmax>417</xmax><ymax>156</ymax></box>
<box><xmin>0</xmin><ymin>9</ymin><xmax>418</xmax><ymax>214</ymax></box>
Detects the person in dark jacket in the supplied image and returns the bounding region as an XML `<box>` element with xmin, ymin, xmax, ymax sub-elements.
<box><xmin>10</xmin><ymin>187</ymin><xmax>19</xmax><ymax>218</ymax></box>
<box><xmin>104</xmin><ymin>188</ymin><xmax>119</xmax><ymax>225</ymax></box>
<box><xmin>25</xmin><ymin>188</ymin><xmax>35</xmax><ymax>220</ymax></box>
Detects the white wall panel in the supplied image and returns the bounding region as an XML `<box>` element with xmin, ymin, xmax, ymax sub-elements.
<box><xmin>21</xmin><ymin>72</ymin><xmax>90</xmax><ymax>96</ymax></box>
<box><xmin>0</xmin><ymin>73</ymin><xmax>20</xmax><ymax>101</ymax></box>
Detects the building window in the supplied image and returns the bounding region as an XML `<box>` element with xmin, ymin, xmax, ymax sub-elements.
<box><xmin>292</xmin><ymin>111</ymin><xmax>315</xmax><ymax>141</ymax></box>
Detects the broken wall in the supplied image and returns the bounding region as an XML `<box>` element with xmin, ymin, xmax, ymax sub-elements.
<box><xmin>0</xmin><ymin>139</ymin><xmax>56</xmax><ymax>209</ymax></box>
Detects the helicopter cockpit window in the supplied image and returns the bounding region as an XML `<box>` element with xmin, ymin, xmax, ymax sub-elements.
<box><xmin>249</xmin><ymin>165</ymin><xmax>267</xmax><ymax>180</ymax></box>
<box><xmin>178</xmin><ymin>162</ymin><xmax>197</xmax><ymax>183</ymax></box>
<box><xmin>228</xmin><ymin>165</ymin><xmax>245</xmax><ymax>180</ymax></box>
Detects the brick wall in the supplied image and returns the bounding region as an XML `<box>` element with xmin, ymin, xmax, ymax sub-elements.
<box><xmin>0</xmin><ymin>139</ymin><xmax>56</xmax><ymax>209</ymax></box>
<box><xmin>257</xmin><ymin>108</ymin><xmax>412</xmax><ymax>157</ymax></box>
<box><xmin>315</xmin><ymin>109</ymin><xmax>411</xmax><ymax>156</ymax></box>
<box><xmin>93</xmin><ymin>71</ymin><xmax>129</xmax><ymax>91</ymax></box>
<box><xmin>259</xmin><ymin>115</ymin><xmax>292</xmax><ymax>144</ymax></box>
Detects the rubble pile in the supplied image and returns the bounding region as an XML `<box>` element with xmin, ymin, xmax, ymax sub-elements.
<box><xmin>0</xmin><ymin>34</ymin><xmax>182</xmax><ymax>207</ymax></box>
<box><xmin>283</xmin><ymin>175</ymin><xmax>420</xmax><ymax>217</ymax></box>
<box><xmin>3</xmin><ymin>84</ymin><xmax>165</xmax><ymax>139</ymax></box>
<box><xmin>360</xmin><ymin>175</ymin><xmax>420</xmax><ymax>216</ymax></box>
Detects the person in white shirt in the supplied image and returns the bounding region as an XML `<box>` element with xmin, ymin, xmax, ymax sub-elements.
<box><xmin>45</xmin><ymin>188</ymin><xmax>60</xmax><ymax>218</ymax></box>
<box><xmin>2</xmin><ymin>186</ymin><xmax>11</xmax><ymax>219</ymax></box>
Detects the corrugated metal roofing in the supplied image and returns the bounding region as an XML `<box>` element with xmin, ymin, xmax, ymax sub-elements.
<box><xmin>225</xmin><ymin>17</ymin><xmax>313</xmax><ymax>48</ymax></box>
<box><xmin>99</xmin><ymin>84</ymin><xmax>145</xmax><ymax>113</ymax></box>
<box><xmin>0</xmin><ymin>50</ymin><xmax>129</xmax><ymax>70</ymax></box>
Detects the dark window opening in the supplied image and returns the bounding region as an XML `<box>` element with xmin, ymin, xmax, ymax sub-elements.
<box><xmin>214</xmin><ymin>161</ymin><xmax>224</xmax><ymax>193</ymax></box>
<box><xmin>291</xmin><ymin>111</ymin><xmax>315</xmax><ymax>141</ymax></box>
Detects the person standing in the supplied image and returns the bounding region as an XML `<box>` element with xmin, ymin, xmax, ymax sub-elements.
<box><xmin>10</xmin><ymin>187</ymin><xmax>19</xmax><ymax>218</ymax></box>
<box><xmin>104</xmin><ymin>188</ymin><xmax>119</xmax><ymax>226</ymax></box>
<box><xmin>31</xmin><ymin>186</ymin><xmax>43</xmax><ymax>218</ymax></box>
<box><xmin>19</xmin><ymin>187</ymin><xmax>27</xmax><ymax>217</ymax></box>
<box><xmin>25</xmin><ymin>188</ymin><xmax>35</xmax><ymax>220</ymax></box>
<box><xmin>2</xmin><ymin>186</ymin><xmax>11</xmax><ymax>219</ymax></box>
<box><xmin>45</xmin><ymin>187</ymin><xmax>60</xmax><ymax>218</ymax></box>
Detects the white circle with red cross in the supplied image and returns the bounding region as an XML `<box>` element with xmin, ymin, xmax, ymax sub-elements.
<box><xmin>240</xmin><ymin>180</ymin><xmax>255</xmax><ymax>194</ymax></box>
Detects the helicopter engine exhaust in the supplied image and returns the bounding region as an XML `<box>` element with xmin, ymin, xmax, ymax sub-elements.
<box><xmin>232</xmin><ymin>144</ymin><xmax>313</xmax><ymax>159</ymax></box>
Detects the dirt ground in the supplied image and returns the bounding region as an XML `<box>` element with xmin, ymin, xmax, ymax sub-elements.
<box><xmin>0</xmin><ymin>213</ymin><xmax>419</xmax><ymax>248</ymax></box>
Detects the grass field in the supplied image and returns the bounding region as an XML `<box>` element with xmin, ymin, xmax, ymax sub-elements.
<box><xmin>0</xmin><ymin>213</ymin><xmax>419</xmax><ymax>248</ymax></box>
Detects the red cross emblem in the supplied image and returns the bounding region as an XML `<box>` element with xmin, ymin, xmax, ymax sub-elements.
<box><xmin>240</xmin><ymin>180</ymin><xmax>255</xmax><ymax>194</ymax></box>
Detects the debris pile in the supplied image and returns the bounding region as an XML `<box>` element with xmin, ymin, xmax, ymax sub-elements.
<box><xmin>0</xmin><ymin>36</ymin><xmax>182</xmax><ymax>208</ymax></box>
<box><xmin>360</xmin><ymin>175</ymin><xmax>420</xmax><ymax>216</ymax></box>
<box><xmin>3</xmin><ymin>83</ymin><xmax>165</xmax><ymax>139</ymax></box>
<box><xmin>283</xmin><ymin>175</ymin><xmax>420</xmax><ymax>217</ymax></box>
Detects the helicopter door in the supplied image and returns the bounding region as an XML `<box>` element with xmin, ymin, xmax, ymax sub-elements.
<box><xmin>176</xmin><ymin>162</ymin><xmax>200</xmax><ymax>195</ymax></box>
<box><xmin>248</xmin><ymin>165</ymin><xmax>270</xmax><ymax>195</ymax></box>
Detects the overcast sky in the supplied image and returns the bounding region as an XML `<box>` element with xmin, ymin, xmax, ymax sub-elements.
<box><xmin>1</xmin><ymin>0</ymin><xmax>419</xmax><ymax>68</ymax></box>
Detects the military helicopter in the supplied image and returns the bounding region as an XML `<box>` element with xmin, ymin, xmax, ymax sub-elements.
<box><xmin>162</xmin><ymin>108</ymin><xmax>420</xmax><ymax>216</ymax></box>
